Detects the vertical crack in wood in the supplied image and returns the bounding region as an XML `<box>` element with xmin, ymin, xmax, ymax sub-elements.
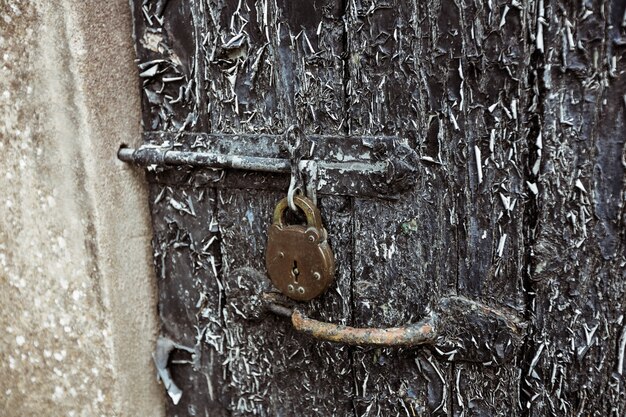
<box><xmin>340</xmin><ymin>0</ymin><xmax>351</xmax><ymax>137</ymax></box>
<box><xmin>335</xmin><ymin>1</ymin><xmax>361</xmax><ymax>416</ymax></box>
<box><xmin>518</xmin><ymin>30</ymin><xmax>545</xmax><ymax>417</ymax></box>
<box><xmin>212</xmin><ymin>192</ymin><xmax>226</xmax><ymax>327</ymax></box>
<box><xmin>191</xmin><ymin>0</ymin><xmax>210</xmax><ymax>131</ymax></box>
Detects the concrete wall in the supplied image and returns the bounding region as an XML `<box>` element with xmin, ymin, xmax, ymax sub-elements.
<box><xmin>0</xmin><ymin>1</ymin><xmax>165</xmax><ymax>415</ymax></box>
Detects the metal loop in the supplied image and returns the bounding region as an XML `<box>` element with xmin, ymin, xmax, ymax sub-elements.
<box><xmin>286</xmin><ymin>125</ymin><xmax>305</xmax><ymax>212</ymax></box>
<box><xmin>287</xmin><ymin>177</ymin><xmax>302</xmax><ymax>212</ymax></box>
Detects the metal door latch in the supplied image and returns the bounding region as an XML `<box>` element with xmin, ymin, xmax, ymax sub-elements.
<box><xmin>117</xmin><ymin>127</ymin><xmax>421</xmax><ymax>199</ymax></box>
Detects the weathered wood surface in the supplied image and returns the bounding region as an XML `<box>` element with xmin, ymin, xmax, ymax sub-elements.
<box><xmin>131</xmin><ymin>0</ymin><xmax>626</xmax><ymax>416</ymax></box>
<box><xmin>524</xmin><ymin>1</ymin><xmax>626</xmax><ymax>416</ymax></box>
<box><xmin>148</xmin><ymin>182</ymin><xmax>225</xmax><ymax>416</ymax></box>
<box><xmin>206</xmin><ymin>1</ymin><xmax>353</xmax><ymax>416</ymax></box>
<box><xmin>218</xmin><ymin>192</ymin><xmax>354</xmax><ymax>416</ymax></box>
<box><xmin>345</xmin><ymin>2</ymin><xmax>452</xmax><ymax>414</ymax></box>
<box><xmin>131</xmin><ymin>0</ymin><xmax>206</xmax><ymax>132</ymax></box>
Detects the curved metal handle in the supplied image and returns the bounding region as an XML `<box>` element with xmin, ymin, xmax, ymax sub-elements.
<box><xmin>228</xmin><ymin>270</ymin><xmax>524</xmax><ymax>363</ymax></box>
<box><xmin>292</xmin><ymin>310</ymin><xmax>438</xmax><ymax>347</ymax></box>
<box><xmin>267</xmin><ymin>302</ymin><xmax>438</xmax><ymax>347</ymax></box>
<box><xmin>265</xmin><ymin>295</ymin><xmax>525</xmax><ymax>364</ymax></box>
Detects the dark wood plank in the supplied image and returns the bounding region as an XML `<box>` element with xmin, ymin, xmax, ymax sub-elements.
<box><xmin>131</xmin><ymin>2</ymin><xmax>224</xmax><ymax>414</ymax></box>
<box><xmin>131</xmin><ymin>0</ymin><xmax>206</xmax><ymax>132</ymax></box>
<box><xmin>218</xmin><ymin>190</ymin><xmax>354</xmax><ymax>416</ymax></box>
<box><xmin>201</xmin><ymin>0</ymin><xmax>345</xmax><ymax>134</ymax></box>
<box><xmin>449</xmin><ymin>1</ymin><xmax>532</xmax><ymax>414</ymax></box>
<box><xmin>346</xmin><ymin>1</ymin><xmax>457</xmax><ymax>415</ymax></box>
<box><xmin>148</xmin><ymin>184</ymin><xmax>228</xmax><ymax>416</ymax></box>
<box><xmin>346</xmin><ymin>1</ymin><xmax>529</xmax><ymax>415</ymax></box>
<box><xmin>523</xmin><ymin>0</ymin><xmax>626</xmax><ymax>414</ymax></box>
<box><xmin>200</xmin><ymin>1</ymin><xmax>353</xmax><ymax>415</ymax></box>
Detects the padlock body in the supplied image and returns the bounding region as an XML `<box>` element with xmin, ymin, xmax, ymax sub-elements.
<box><xmin>266</xmin><ymin>224</ymin><xmax>335</xmax><ymax>301</ymax></box>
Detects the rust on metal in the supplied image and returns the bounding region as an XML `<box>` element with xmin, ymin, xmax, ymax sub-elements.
<box><xmin>291</xmin><ymin>310</ymin><xmax>438</xmax><ymax>347</ymax></box>
<box><xmin>260</xmin><ymin>295</ymin><xmax>525</xmax><ymax>358</ymax></box>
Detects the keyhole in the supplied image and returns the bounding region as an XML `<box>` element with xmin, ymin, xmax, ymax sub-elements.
<box><xmin>292</xmin><ymin>260</ymin><xmax>300</xmax><ymax>283</ymax></box>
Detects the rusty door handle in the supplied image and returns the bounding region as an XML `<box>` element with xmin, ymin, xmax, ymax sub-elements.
<box><xmin>264</xmin><ymin>294</ymin><xmax>526</xmax><ymax>364</ymax></box>
<box><xmin>268</xmin><ymin>302</ymin><xmax>437</xmax><ymax>347</ymax></box>
<box><xmin>228</xmin><ymin>269</ymin><xmax>526</xmax><ymax>364</ymax></box>
<box><xmin>292</xmin><ymin>310</ymin><xmax>437</xmax><ymax>347</ymax></box>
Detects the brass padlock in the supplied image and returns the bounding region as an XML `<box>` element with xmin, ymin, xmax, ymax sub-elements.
<box><xmin>265</xmin><ymin>195</ymin><xmax>335</xmax><ymax>301</ymax></box>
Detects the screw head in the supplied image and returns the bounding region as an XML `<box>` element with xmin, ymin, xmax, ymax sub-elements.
<box><xmin>287</xmin><ymin>284</ymin><xmax>295</xmax><ymax>293</ymax></box>
<box><xmin>308</xmin><ymin>235</ymin><xmax>315</xmax><ymax>242</ymax></box>
<box><xmin>313</xmin><ymin>272</ymin><xmax>321</xmax><ymax>280</ymax></box>
<box><xmin>297</xmin><ymin>287</ymin><xmax>305</xmax><ymax>294</ymax></box>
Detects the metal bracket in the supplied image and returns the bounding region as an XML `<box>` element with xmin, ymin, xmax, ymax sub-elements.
<box><xmin>118</xmin><ymin>130</ymin><xmax>420</xmax><ymax>199</ymax></box>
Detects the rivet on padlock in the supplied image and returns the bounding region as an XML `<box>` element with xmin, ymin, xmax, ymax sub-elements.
<box><xmin>265</xmin><ymin>195</ymin><xmax>335</xmax><ymax>301</ymax></box>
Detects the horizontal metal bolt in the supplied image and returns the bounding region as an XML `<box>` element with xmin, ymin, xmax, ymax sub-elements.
<box><xmin>117</xmin><ymin>146</ymin><xmax>386</xmax><ymax>175</ymax></box>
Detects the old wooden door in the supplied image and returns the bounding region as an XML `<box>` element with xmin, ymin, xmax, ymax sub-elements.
<box><xmin>126</xmin><ymin>0</ymin><xmax>625</xmax><ymax>416</ymax></box>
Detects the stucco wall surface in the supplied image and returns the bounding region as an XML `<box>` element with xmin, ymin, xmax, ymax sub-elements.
<box><xmin>0</xmin><ymin>1</ymin><xmax>164</xmax><ymax>416</ymax></box>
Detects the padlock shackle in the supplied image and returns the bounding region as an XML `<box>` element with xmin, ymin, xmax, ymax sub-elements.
<box><xmin>272</xmin><ymin>195</ymin><xmax>323</xmax><ymax>229</ymax></box>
